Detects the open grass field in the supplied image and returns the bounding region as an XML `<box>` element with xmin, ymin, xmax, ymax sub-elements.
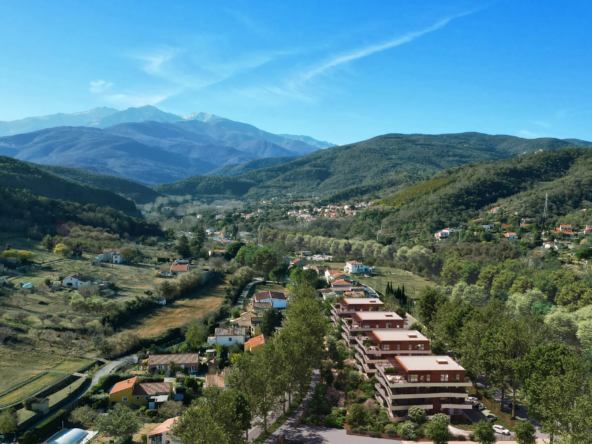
<box><xmin>315</xmin><ymin>261</ymin><xmax>434</xmax><ymax>298</ymax></box>
<box><xmin>125</xmin><ymin>275</ymin><xmax>228</xmax><ymax>338</ymax></box>
<box><xmin>0</xmin><ymin>347</ymin><xmax>92</xmax><ymax>407</ymax></box>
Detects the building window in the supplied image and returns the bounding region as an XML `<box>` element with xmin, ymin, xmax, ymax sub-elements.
<box><xmin>386</xmin><ymin>322</ymin><xmax>392</xmax><ymax>328</ymax></box>
<box><xmin>417</xmin><ymin>344</ymin><xmax>425</xmax><ymax>350</ymax></box>
<box><xmin>229</xmin><ymin>338</ymin><xmax>232</xmax><ymax>342</ymax></box>
<box><xmin>409</xmin><ymin>344</ymin><xmax>413</xmax><ymax>350</ymax></box>
<box><xmin>136</xmin><ymin>397</ymin><xmax>140</xmax><ymax>401</ymax></box>
<box><xmin>426</xmin><ymin>375</ymin><xmax>431</xmax><ymax>382</ymax></box>
<box><xmin>456</xmin><ymin>373</ymin><xmax>460</xmax><ymax>381</ymax></box>
<box><xmin>454</xmin><ymin>409</ymin><xmax>459</xmax><ymax>414</ymax></box>
<box><xmin>408</xmin><ymin>374</ymin><xmax>418</xmax><ymax>382</ymax></box>
<box><xmin>382</xmin><ymin>343</ymin><xmax>390</xmax><ymax>351</ymax></box>
<box><xmin>146</xmin><ymin>396</ymin><xmax>150</xmax><ymax>401</ymax></box>
<box><xmin>441</xmin><ymin>373</ymin><xmax>449</xmax><ymax>382</ymax></box>
<box><xmin>397</xmin><ymin>343</ymin><xmax>401</xmax><ymax>350</ymax></box>
<box><xmin>122</xmin><ymin>397</ymin><xmax>128</xmax><ymax>402</ymax></box>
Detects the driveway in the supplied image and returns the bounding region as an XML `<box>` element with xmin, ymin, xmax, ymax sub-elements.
<box><xmin>286</xmin><ymin>426</ymin><xmax>403</xmax><ymax>444</ymax></box>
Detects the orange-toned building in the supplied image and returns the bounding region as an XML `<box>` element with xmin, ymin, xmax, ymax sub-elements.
<box><xmin>109</xmin><ymin>377</ymin><xmax>173</xmax><ymax>409</ymax></box>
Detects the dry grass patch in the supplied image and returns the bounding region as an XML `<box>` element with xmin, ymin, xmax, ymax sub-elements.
<box><xmin>127</xmin><ymin>277</ymin><xmax>228</xmax><ymax>338</ymax></box>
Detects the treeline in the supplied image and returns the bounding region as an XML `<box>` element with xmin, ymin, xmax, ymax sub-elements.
<box><xmin>173</xmin><ymin>284</ymin><xmax>327</xmax><ymax>444</ymax></box>
<box><xmin>0</xmin><ymin>187</ymin><xmax>161</xmax><ymax>238</ymax></box>
<box><xmin>418</xmin><ymin>290</ymin><xmax>592</xmax><ymax>441</ymax></box>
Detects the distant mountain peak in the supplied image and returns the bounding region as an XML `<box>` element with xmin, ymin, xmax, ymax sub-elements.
<box><xmin>182</xmin><ymin>111</ymin><xmax>219</xmax><ymax>122</ymax></box>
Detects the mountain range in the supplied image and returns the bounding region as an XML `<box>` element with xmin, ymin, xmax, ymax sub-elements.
<box><xmin>154</xmin><ymin>132</ymin><xmax>591</xmax><ymax>199</ymax></box>
<box><xmin>0</xmin><ymin>105</ymin><xmax>335</xmax><ymax>185</ymax></box>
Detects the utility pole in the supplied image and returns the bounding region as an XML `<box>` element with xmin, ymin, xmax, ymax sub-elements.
<box><xmin>543</xmin><ymin>193</ymin><xmax>548</xmax><ymax>226</ymax></box>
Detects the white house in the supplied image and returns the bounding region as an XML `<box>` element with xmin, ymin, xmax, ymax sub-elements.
<box><xmin>435</xmin><ymin>227</ymin><xmax>457</xmax><ymax>240</ymax></box>
<box><xmin>253</xmin><ymin>291</ymin><xmax>288</xmax><ymax>309</ymax></box>
<box><xmin>96</xmin><ymin>249</ymin><xmax>124</xmax><ymax>264</ymax></box>
<box><xmin>63</xmin><ymin>274</ymin><xmax>94</xmax><ymax>289</ymax></box>
<box><xmin>208</xmin><ymin>327</ymin><xmax>246</xmax><ymax>345</ymax></box>
<box><xmin>344</xmin><ymin>261</ymin><xmax>371</xmax><ymax>274</ymax></box>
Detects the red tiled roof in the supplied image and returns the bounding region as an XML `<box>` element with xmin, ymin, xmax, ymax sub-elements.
<box><xmin>254</xmin><ymin>291</ymin><xmax>286</xmax><ymax>301</ymax></box>
<box><xmin>110</xmin><ymin>377</ymin><xmax>137</xmax><ymax>394</ymax></box>
<box><xmin>332</xmin><ymin>279</ymin><xmax>352</xmax><ymax>286</ymax></box>
<box><xmin>147</xmin><ymin>353</ymin><xmax>199</xmax><ymax>366</ymax></box>
<box><xmin>205</xmin><ymin>374</ymin><xmax>225</xmax><ymax>389</ymax></box>
<box><xmin>148</xmin><ymin>417</ymin><xmax>178</xmax><ymax>437</ymax></box>
<box><xmin>170</xmin><ymin>263</ymin><xmax>189</xmax><ymax>272</ymax></box>
<box><xmin>132</xmin><ymin>382</ymin><xmax>171</xmax><ymax>396</ymax></box>
<box><xmin>245</xmin><ymin>334</ymin><xmax>268</xmax><ymax>350</ymax></box>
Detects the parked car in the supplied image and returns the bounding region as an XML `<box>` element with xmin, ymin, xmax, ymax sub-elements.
<box><xmin>485</xmin><ymin>414</ymin><xmax>498</xmax><ymax>422</ymax></box>
<box><xmin>493</xmin><ymin>425</ymin><xmax>511</xmax><ymax>435</ymax></box>
<box><xmin>473</xmin><ymin>403</ymin><xmax>485</xmax><ymax>410</ymax></box>
<box><xmin>467</xmin><ymin>396</ymin><xmax>478</xmax><ymax>404</ymax></box>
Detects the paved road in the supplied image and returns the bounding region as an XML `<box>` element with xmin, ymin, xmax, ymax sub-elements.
<box><xmin>247</xmin><ymin>395</ymin><xmax>291</xmax><ymax>442</ymax></box>
<box><xmin>236</xmin><ymin>279</ymin><xmax>263</xmax><ymax>308</ymax></box>
<box><xmin>286</xmin><ymin>426</ymin><xmax>402</xmax><ymax>444</ymax></box>
<box><xmin>27</xmin><ymin>355</ymin><xmax>136</xmax><ymax>431</ymax></box>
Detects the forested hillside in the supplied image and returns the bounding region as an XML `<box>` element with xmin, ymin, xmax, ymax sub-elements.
<box><xmin>205</xmin><ymin>156</ymin><xmax>297</xmax><ymax>176</ymax></box>
<box><xmin>37</xmin><ymin>164</ymin><xmax>163</xmax><ymax>204</ymax></box>
<box><xmin>156</xmin><ymin>132</ymin><xmax>586</xmax><ymax>198</ymax></box>
<box><xmin>378</xmin><ymin>148</ymin><xmax>592</xmax><ymax>230</ymax></box>
<box><xmin>0</xmin><ymin>187</ymin><xmax>160</xmax><ymax>237</ymax></box>
<box><xmin>152</xmin><ymin>175</ymin><xmax>258</xmax><ymax>197</ymax></box>
<box><xmin>0</xmin><ymin>156</ymin><xmax>140</xmax><ymax>215</ymax></box>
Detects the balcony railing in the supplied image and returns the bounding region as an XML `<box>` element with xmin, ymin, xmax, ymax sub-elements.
<box><xmin>375</xmin><ymin>364</ymin><xmax>472</xmax><ymax>388</ymax></box>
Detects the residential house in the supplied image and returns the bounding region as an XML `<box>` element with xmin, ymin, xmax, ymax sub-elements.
<box><xmin>341</xmin><ymin>312</ymin><xmax>405</xmax><ymax>343</ymax></box>
<box><xmin>501</xmin><ymin>224</ymin><xmax>513</xmax><ymax>230</ymax></box>
<box><xmin>234</xmin><ymin>311</ymin><xmax>262</xmax><ymax>335</ymax></box>
<box><xmin>207</xmin><ymin>327</ymin><xmax>246</xmax><ymax>346</ymax></box>
<box><xmin>543</xmin><ymin>242</ymin><xmax>562</xmax><ymax>250</ymax></box>
<box><xmin>205</xmin><ymin>374</ymin><xmax>226</xmax><ymax>389</ymax></box>
<box><xmin>303</xmin><ymin>264</ymin><xmax>321</xmax><ymax>275</ymax></box>
<box><xmin>584</xmin><ymin>225</ymin><xmax>592</xmax><ymax>236</ymax></box>
<box><xmin>252</xmin><ymin>301</ymin><xmax>273</xmax><ymax>314</ymax></box>
<box><xmin>289</xmin><ymin>258</ymin><xmax>306</xmax><ymax>269</ymax></box>
<box><xmin>331</xmin><ymin>298</ymin><xmax>384</xmax><ymax>325</ymax></box>
<box><xmin>330</xmin><ymin>280</ymin><xmax>366</xmax><ymax>295</ymax></box>
<box><xmin>318</xmin><ymin>288</ymin><xmax>338</xmax><ymax>300</ymax></box>
<box><xmin>354</xmin><ymin>330</ymin><xmax>430</xmax><ymax>375</ymax></box>
<box><xmin>170</xmin><ymin>261</ymin><xmax>190</xmax><ymax>275</ymax></box>
<box><xmin>253</xmin><ymin>291</ymin><xmax>287</xmax><ymax>309</ymax></box>
<box><xmin>245</xmin><ymin>334</ymin><xmax>268</xmax><ymax>352</ymax></box>
<box><xmin>480</xmin><ymin>225</ymin><xmax>492</xmax><ymax>231</ymax></box>
<box><xmin>344</xmin><ymin>261</ymin><xmax>372</xmax><ymax>274</ymax></box>
<box><xmin>208</xmin><ymin>249</ymin><xmax>226</xmax><ymax>257</ymax></box>
<box><xmin>325</xmin><ymin>269</ymin><xmax>351</xmax><ymax>283</ymax></box>
<box><xmin>147</xmin><ymin>354</ymin><xmax>200</xmax><ymax>374</ymax></box>
<box><xmin>434</xmin><ymin>228</ymin><xmax>457</xmax><ymax>240</ymax></box>
<box><xmin>559</xmin><ymin>224</ymin><xmax>573</xmax><ymax>232</ymax></box>
<box><xmin>97</xmin><ymin>249</ymin><xmax>124</xmax><ymax>264</ymax></box>
<box><xmin>109</xmin><ymin>377</ymin><xmax>173</xmax><ymax>409</ymax></box>
<box><xmin>489</xmin><ymin>207</ymin><xmax>501</xmax><ymax>214</ymax></box>
<box><xmin>375</xmin><ymin>356</ymin><xmax>471</xmax><ymax>421</ymax></box>
<box><xmin>147</xmin><ymin>417</ymin><xmax>181</xmax><ymax>444</ymax></box>
<box><xmin>63</xmin><ymin>274</ymin><xmax>93</xmax><ymax>289</ymax></box>
<box><xmin>504</xmin><ymin>232</ymin><xmax>517</xmax><ymax>240</ymax></box>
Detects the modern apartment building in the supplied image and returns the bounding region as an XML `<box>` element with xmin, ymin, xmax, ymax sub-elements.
<box><xmin>331</xmin><ymin>298</ymin><xmax>384</xmax><ymax>325</ymax></box>
<box><xmin>375</xmin><ymin>356</ymin><xmax>472</xmax><ymax>420</ymax></box>
<box><xmin>342</xmin><ymin>311</ymin><xmax>405</xmax><ymax>342</ymax></box>
<box><xmin>353</xmin><ymin>330</ymin><xmax>430</xmax><ymax>375</ymax></box>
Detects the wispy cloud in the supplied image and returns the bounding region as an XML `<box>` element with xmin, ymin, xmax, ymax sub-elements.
<box><xmin>294</xmin><ymin>13</ymin><xmax>470</xmax><ymax>88</ymax></box>
<box><xmin>89</xmin><ymin>80</ymin><xmax>114</xmax><ymax>94</ymax></box>
<box><xmin>132</xmin><ymin>45</ymin><xmax>289</xmax><ymax>92</ymax></box>
<box><xmin>235</xmin><ymin>11</ymin><xmax>473</xmax><ymax>104</ymax></box>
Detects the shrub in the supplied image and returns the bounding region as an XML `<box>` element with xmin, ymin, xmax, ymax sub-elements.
<box><xmin>384</xmin><ymin>367</ymin><xmax>398</xmax><ymax>374</ymax></box>
<box><xmin>384</xmin><ymin>423</ymin><xmax>398</xmax><ymax>435</ymax></box>
<box><xmin>346</xmin><ymin>403</ymin><xmax>368</xmax><ymax>427</ymax></box>
<box><xmin>325</xmin><ymin>387</ymin><xmax>340</xmax><ymax>406</ymax></box>
<box><xmin>432</xmin><ymin>413</ymin><xmax>451</xmax><ymax>425</ymax></box>
<box><xmin>407</xmin><ymin>405</ymin><xmax>428</xmax><ymax>424</ymax></box>
<box><xmin>398</xmin><ymin>421</ymin><xmax>417</xmax><ymax>440</ymax></box>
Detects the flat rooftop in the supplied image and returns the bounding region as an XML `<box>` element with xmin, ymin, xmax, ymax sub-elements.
<box><xmin>353</xmin><ymin>312</ymin><xmax>403</xmax><ymax>321</ymax></box>
<box><xmin>342</xmin><ymin>298</ymin><xmax>384</xmax><ymax>305</ymax></box>
<box><xmin>372</xmin><ymin>330</ymin><xmax>427</xmax><ymax>342</ymax></box>
<box><xmin>396</xmin><ymin>356</ymin><xmax>465</xmax><ymax>372</ymax></box>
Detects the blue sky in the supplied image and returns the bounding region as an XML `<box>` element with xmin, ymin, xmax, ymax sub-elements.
<box><xmin>1</xmin><ymin>0</ymin><xmax>591</xmax><ymax>145</ymax></box>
